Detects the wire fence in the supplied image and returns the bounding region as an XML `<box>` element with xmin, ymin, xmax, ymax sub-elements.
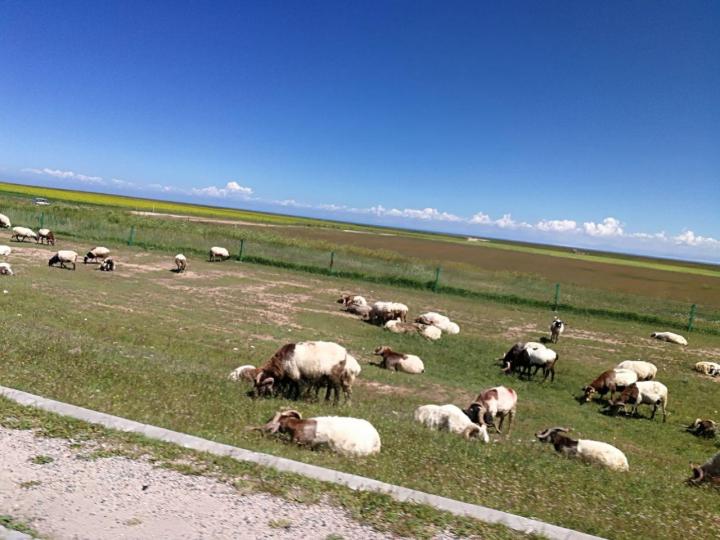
<box><xmin>6</xmin><ymin>202</ymin><xmax>720</xmax><ymax>335</ymax></box>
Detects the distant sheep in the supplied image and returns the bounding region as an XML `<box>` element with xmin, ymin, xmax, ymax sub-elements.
<box><xmin>688</xmin><ymin>452</ymin><xmax>720</xmax><ymax>486</ymax></box>
<box><xmin>651</xmin><ymin>331</ymin><xmax>687</xmax><ymax>346</ymax></box>
<box><xmin>415</xmin><ymin>312</ymin><xmax>460</xmax><ymax>335</ymax></box>
<box><xmin>694</xmin><ymin>361</ymin><xmax>720</xmax><ymax>377</ymax></box>
<box><xmin>616</xmin><ymin>360</ymin><xmax>657</xmax><ymax>381</ymax></box>
<box><xmin>499</xmin><ymin>342</ymin><xmax>558</xmax><ymax>382</ymax></box>
<box><xmin>414</xmin><ymin>404</ymin><xmax>489</xmax><ymax>442</ymax></box>
<box><xmin>337</xmin><ymin>294</ymin><xmax>367</xmax><ymax>309</ymax></box>
<box><xmin>0</xmin><ymin>213</ymin><xmax>10</xmax><ymax>228</ymax></box>
<box><xmin>384</xmin><ymin>320</ymin><xmax>442</xmax><ymax>341</ymax></box>
<box><xmin>37</xmin><ymin>228</ymin><xmax>55</xmax><ymax>245</ymax></box>
<box><xmin>550</xmin><ymin>316</ymin><xmax>565</xmax><ymax>343</ymax></box>
<box><xmin>229</xmin><ymin>364</ymin><xmax>259</xmax><ymax>382</ymax></box>
<box><xmin>687</xmin><ymin>419</ymin><xmax>717</xmax><ymax>438</ymax></box>
<box><xmin>464</xmin><ymin>386</ymin><xmax>517</xmax><ymax>434</ymax></box>
<box><xmin>48</xmin><ymin>250</ymin><xmax>79</xmax><ymax>270</ymax></box>
<box><xmin>609</xmin><ymin>381</ymin><xmax>668</xmax><ymax>422</ymax></box>
<box><xmin>0</xmin><ymin>262</ymin><xmax>14</xmax><ymax>276</ymax></box>
<box><xmin>209</xmin><ymin>246</ymin><xmax>230</xmax><ymax>262</ymax></box>
<box><xmin>99</xmin><ymin>258</ymin><xmax>115</xmax><ymax>271</ymax></box>
<box><xmin>84</xmin><ymin>246</ymin><xmax>110</xmax><ymax>264</ymax></box>
<box><xmin>257</xmin><ymin>409</ymin><xmax>381</xmax><ymax>457</ymax></box>
<box><xmin>368</xmin><ymin>301</ymin><xmax>409</xmax><ymax>325</ymax></box>
<box><xmin>373</xmin><ymin>346</ymin><xmax>424</xmax><ymax>374</ymax></box>
<box><xmin>174</xmin><ymin>253</ymin><xmax>187</xmax><ymax>272</ymax></box>
<box><xmin>536</xmin><ymin>427</ymin><xmax>629</xmax><ymax>472</ymax></box>
<box><xmin>0</xmin><ymin>245</ymin><xmax>11</xmax><ymax>256</ymax></box>
<box><xmin>11</xmin><ymin>226</ymin><xmax>37</xmax><ymax>242</ymax></box>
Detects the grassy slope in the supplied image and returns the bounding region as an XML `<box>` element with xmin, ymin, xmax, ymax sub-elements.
<box><xmin>0</xmin><ymin>235</ymin><xmax>718</xmax><ymax>539</ymax></box>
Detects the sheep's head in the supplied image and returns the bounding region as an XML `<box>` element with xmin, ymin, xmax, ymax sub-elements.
<box><xmin>48</xmin><ymin>255</ymin><xmax>59</xmax><ymax>267</ymax></box>
<box><xmin>581</xmin><ymin>386</ymin><xmax>596</xmax><ymax>402</ymax></box>
<box><xmin>535</xmin><ymin>427</ymin><xmax>570</xmax><ymax>443</ymax></box>
<box><xmin>262</xmin><ymin>409</ymin><xmax>303</xmax><ymax>434</ymax></box>
<box><xmin>253</xmin><ymin>371</ymin><xmax>275</xmax><ymax>398</ymax></box>
<box><xmin>687</xmin><ymin>464</ymin><xmax>705</xmax><ymax>485</ymax></box>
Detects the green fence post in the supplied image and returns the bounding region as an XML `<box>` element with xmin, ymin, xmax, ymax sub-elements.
<box><xmin>687</xmin><ymin>303</ymin><xmax>697</xmax><ymax>332</ymax></box>
<box><xmin>553</xmin><ymin>283</ymin><xmax>560</xmax><ymax>310</ymax></box>
<box><xmin>432</xmin><ymin>267</ymin><xmax>441</xmax><ymax>292</ymax></box>
<box><xmin>329</xmin><ymin>251</ymin><xmax>335</xmax><ymax>271</ymax></box>
<box><xmin>127</xmin><ymin>225</ymin><xmax>136</xmax><ymax>246</ymax></box>
<box><xmin>238</xmin><ymin>239</ymin><xmax>245</xmax><ymax>261</ymax></box>
<box><xmin>39</xmin><ymin>211</ymin><xmax>44</xmax><ymax>229</ymax></box>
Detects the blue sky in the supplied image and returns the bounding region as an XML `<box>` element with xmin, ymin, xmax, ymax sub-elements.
<box><xmin>1</xmin><ymin>1</ymin><xmax>718</xmax><ymax>261</ymax></box>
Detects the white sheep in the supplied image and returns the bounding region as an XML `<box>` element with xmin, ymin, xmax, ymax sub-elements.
<box><xmin>0</xmin><ymin>245</ymin><xmax>11</xmax><ymax>256</ymax></box>
<box><xmin>550</xmin><ymin>316</ymin><xmax>565</xmax><ymax>343</ymax></box>
<box><xmin>616</xmin><ymin>360</ymin><xmax>657</xmax><ymax>381</ymax></box>
<box><xmin>651</xmin><ymin>331</ymin><xmax>688</xmax><ymax>346</ymax></box>
<box><xmin>84</xmin><ymin>246</ymin><xmax>110</xmax><ymax>263</ymax></box>
<box><xmin>373</xmin><ymin>346</ymin><xmax>424</xmax><ymax>374</ymax></box>
<box><xmin>36</xmin><ymin>228</ymin><xmax>55</xmax><ymax>245</ymax></box>
<box><xmin>414</xmin><ymin>404</ymin><xmax>489</xmax><ymax>442</ymax></box>
<box><xmin>228</xmin><ymin>364</ymin><xmax>258</xmax><ymax>382</ymax></box>
<box><xmin>536</xmin><ymin>427</ymin><xmax>629</xmax><ymax>472</ymax></box>
<box><xmin>415</xmin><ymin>312</ymin><xmax>460</xmax><ymax>334</ymax></box>
<box><xmin>695</xmin><ymin>361</ymin><xmax>720</xmax><ymax>377</ymax></box>
<box><xmin>0</xmin><ymin>262</ymin><xmax>14</xmax><ymax>276</ymax></box>
<box><xmin>0</xmin><ymin>213</ymin><xmax>11</xmax><ymax>228</ymax></box>
<box><xmin>464</xmin><ymin>386</ymin><xmax>518</xmax><ymax>434</ymax></box>
<box><xmin>175</xmin><ymin>253</ymin><xmax>187</xmax><ymax>272</ymax></box>
<box><xmin>49</xmin><ymin>250</ymin><xmax>79</xmax><ymax>270</ymax></box>
<box><xmin>368</xmin><ymin>301</ymin><xmax>409</xmax><ymax>325</ymax></box>
<box><xmin>610</xmin><ymin>381</ymin><xmax>669</xmax><ymax>422</ymax></box>
<box><xmin>11</xmin><ymin>226</ymin><xmax>37</xmax><ymax>242</ymax></box>
<box><xmin>259</xmin><ymin>410</ymin><xmax>381</xmax><ymax>457</ymax></box>
<box><xmin>209</xmin><ymin>246</ymin><xmax>230</xmax><ymax>262</ymax></box>
<box><xmin>384</xmin><ymin>320</ymin><xmax>442</xmax><ymax>341</ymax></box>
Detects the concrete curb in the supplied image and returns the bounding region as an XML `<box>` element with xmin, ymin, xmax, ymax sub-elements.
<box><xmin>0</xmin><ymin>524</ymin><xmax>35</xmax><ymax>540</ymax></box>
<box><xmin>0</xmin><ymin>386</ymin><xmax>605</xmax><ymax>540</ymax></box>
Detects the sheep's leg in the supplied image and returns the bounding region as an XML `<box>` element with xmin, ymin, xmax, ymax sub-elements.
<box><xmin>661</xmin><ymin>400</ymin><xmax>667</xmax><ymax>423</ymax></box>
<box><xmin>650</xmin><ymin>403</ymin><xmax>657</xmax><ymax>420</ymax></box>
<box><xmin>505</xmin><ymin>410</ymin><xmax>515</xmax><ymax>435</ymax></box>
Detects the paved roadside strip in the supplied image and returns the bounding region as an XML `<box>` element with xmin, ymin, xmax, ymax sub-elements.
<box><xmin>0</xmin><ymin>385</ymin><xmax>605</xmax><ymax>540</ymax></box>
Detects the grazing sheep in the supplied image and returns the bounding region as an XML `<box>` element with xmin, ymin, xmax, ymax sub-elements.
<box><xmin>373</xmin><ymin>346</ymin><xmax>424</xmax><ymax>374</ymax></box>
<box><xmin>694</xmin><ymin>361</ymin><xmax>720</xmax><ymax>377</ymax></box>
<box><xmin>536</xmin><ymin>427</ymin><xmax>629</xmax><ymax>472</ymax></box>
<box><xmin>209</xmin><ymin>246</ymin><xmax>230</xmax><ymax>262</ymax></box>
<box><xmin>36</xmin><ymin>228</ymin><xmax>55</xmax><ymax>245</ymax></box>
<box><xmin>384</xmin><ymin>320</ymin><xmax>442</xmax><ymax>341</ymax></box>
<box><xmin>173</xmin><ymin>254</ymin><xmax>187</xmax><ymax>272</ymax></box>
<box><xmin>0</xmin><ymin>245</ymin><xmax>11</xmax><ymax>256</ymax></box>
<box><xmin>550</xmin><ymin>316</ymin><xmax>565</xmax><ymax>343</ymax></box>
<box><xmin>415</xmin><ymin>312</ymin><xmax>460</xmax><ymax>335</ymax></box>
<box><xmin>688</xmin><ymin>452</ymin><xmax>720</xmax><ymax>486</ymax></box>
<box><xmin>11</xmin><ymin>226</ymin><xmax>37</xmax><ymax>242</ymax></box>
<box><xmin>84</xmin><ymin>246</ymin><xmax>110</xmax><ymax>263</ymax></box>
<box><xmin>99</xmin><ymin>258</ymin><xmax>115</xmax><ymax>271</ymax></box>
<box><xmin>48</xmin><ymin>250</ymin><xmax>79</xmax><ymax>270</ymax></box>
<box><xmin>609</xmin><ymin>381</ymin><xmax>669</xmax><ymax>422</ymax></box>
<box><xmin>0</xmin><ymin>262</ymin><xmax>14</xmax><ymax>276</ymax></box>
<box><xmin>687</xmin><ymin>419</ymin><xmax>717</xmax><ymax>438</ymax></box>
<box><xmin>0</xmin><ymin>213</ymin><xmax>10</xmax><ymax>228</ymax></box>
<box><xmin>228</xmin><ymin>364</ymin><xmax>259</xmax><ymax>382</ymax></box>
<box><xmin>582</xmin><ymin>368</ymin><xmax>638</xmax><ymax>403</ymax></box>
<box><xmin>368</xmin><ymin>301</ymin><xmax>409</xmax><ymax>325</ymax></box>
<box><xmin>258</xmin><ymin>409</ymin><xmax>381</xmax><ymax>457</ymax></box>
<box><xmin>651</xmin><ymin>331</ymin><xmax>688</xmax><ymax>346</ymax></box>
<box><xmin>616</xmin><ymin>360</ymin><xmax>657</xmax><ymax>381</ymax></box>
<box><xmin>337</xmin><ymin>294</ymin><xmax>367</xmax><ymax>309</ymax></box>
<box><xmin>414</xmin><ymin>404</ymin><xmax>490</xmax><ymax>442</ymax></box>
<box><xmin>499</xmin><ymin>342</ymin><xmax>558</xmax><ymax>381</ymax></box>
<box><xmin>464</xmin><ymin>386</ymin><xmax>517</xmax><ymax>434</ymax></box>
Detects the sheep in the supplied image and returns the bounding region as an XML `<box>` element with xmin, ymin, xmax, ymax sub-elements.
<box><xmin>536</xmin><ymin>427</ymin><xmax>629</xmax><ymax>472</ymax></box>
<box><xmin>499</xmin><ymin>342</ymin><xmax>557</xmax><ymax>381</ymax></box>
<box><xmin>99</xmin><ymin>258</ymin><xmax>115</xmax><ymax>271</ymax></box>
<box><xmin>414</xmin><ymin>312</ymin><xmax>460</xmax><ymax>334</ymax></box>
<box><xmin>463</xmin><ymin>386</ymin><xmax>517</xmax><ymax>434</ymax></box>
<box><xmin>651</xmin><ymin>331</ymin><xmax>688</xmax><ymax>346</ymax></box>
<box><xmin>84</xmin><ymin>246</ymin><xmax>110</xmax><ymax>264</ymax></box>
<box><xmin>367</xmin><ymin>301</ymin><xmax>409</xmax><ymax>325</ymax></box>
<box><xmin>253</xmin><ymin>341</ymin><xmax>361</xmax><ymax>403</ymax></box>
<box><xmin>384</xmin><ymin>320</ymin><xmax>442</xmax><ymax>341</ymax></box>
<box><xmin>686</xmin><ymin>419</ymin><xmax>717</xmax><ymax>438</ymax></box>
<box><xmin>258</xmin><ymin>409</ymin><xmax>381</xmax><ymax>457</ymax></box>
<box><xmin>336</xmin><ymin>294</ymin><xmax>367</xmax><ymax>309</ymax></box>
<box><xmin>372</xmin><ymin>346</ymin><xmax>424</xmax><ymax>374</ymax></box>
<box><xmin>414</xmin><ymin>404</ymin><xmax>489</xmax><ymax>442</ymax></box>
<box><xmin>11</xmin><ymin>226</ymin><xmax>37</xmax><ymax>242</ymax></box>
<box><xmin>36</xmin><ymin>228</ymin><xmax>55</xmax><ymax>245</ymax></box>
<box><xmin>550</xmin><ymin>316</ymin><xmax>565</xmax><ymax>343</ymax></box>
<box><xmin>0</xmin><ymin>213</ymin><xmax>10</xmax><ymax>228</ymax></box>
<box><xmin>694</xmin><ymin>361</ymin><xmax>720</xmax><ymax>377</ymax></box>
<box><xmin>228</xmin><ymin>364</ymin><xmax>259</xmax><ymax>382</ymax></box>
<box><xmin>608</xmin><ymin>381</ymin><xmax>669</xmax><ymax>422</ymax></box>
<box><xmin>348</xmin><ymin>303</ymin><xmax>372</xmax><ymax>318</ymax></box>
<box><xmin>582</xmin><ymin>368</ymin><xmax>638</xmax><ymax>403</ymax></box>
<box><xmin>616</xmin><ymin>360</ymin><xmax>657</xmax><ymax>381</ymax></box>
<box><xmin>0</xmin><ymin>262</ymin><xmax>14</xmax><ymax>276</ymax></box>
<box><xmin>0</xmin><ymin>245</ymin><xmax>11</xmax><ymax>256</ymax></box>
<box><xmin>173</xmin><ymin>253</ymin><xmax>187</xmax><ymax>272</ymax></box>
<box><xmin>48</xmin><ymin>250</ymin><xmax>79</xmax><ymax>270</ymax></box>
<box><xmin>687</xmin><ymin>452</ymin><xmax>720</xmax><ymax>486</ymax></box>
<box><xmin>208</xmin><ymin>246</ymin><xmax>230</xmax><ymax>262</ymax></box>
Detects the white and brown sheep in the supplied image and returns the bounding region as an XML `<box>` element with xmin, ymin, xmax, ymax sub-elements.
<box><xmin>11</xmin><ymin>226</ymin><xmax>37</xmax><ymax>242</ymax></box>
<box><xmin>84</xmin><ymin>246</ymin><xmax>110</xmax><ymax>263</ymax></box>
<box><xmin>687</xmin><ymin>419</ymin><xmax>717</xmax><ymax>438</ymax></box>
<box><xmin>582</xmin><ymin>368</ymin><xmax>638</xmax><ymax>403</ymax></box>
<box><xmin>384</xmin><ymin>320</ymin><xmax>442</xmax><ymax>341</ymax></box>
<box><xmin>688</xmin><ymin>452</ymin><xmax>720</xmax><ymax>485</ymax></box>
<box><xmin>550</xmin><ymin>316</ymin><xmax>564</xmax><ymax>343</ymax></box>
<box><xmin>615</xmin><ymin>360</ymin><xmax>657</xmax><ymax>381</ymax></box>
<box><xmin>414</xmin><ymin>312</ymin><xmax>460</xmax><ymax>335</ymax></box>
<box><xmin>99</xmin><ymin>258</ymin><xmax>115</xmax><ymax>271</ymax></box>
<box><xmin>0</xmin><ymin>262</ymin><xmax>14</xmax><ymax>276</ymax></box>
<box><xmin>499</xmin><ymin>342</ymin><xmax>558</xmax><ymax>382</ymax></box>
<box><xmin>414</xmin><ymin>404</ymin><xmax>489</xmax><ymax>442</ymax></box>
<box><xmin>368</xmin><ymin>301</ymin><xmax>409</xmax><ymax>325</ymax></box>
<box><xmin>463</xmin><ymin>386</ymin><xmax>517</xmax><ymax>434</ymax></box>
<box><xmin>372</xmin><ymin>346</ymin><xmax>424</xmax><ymax>374</ymax></box>
<box><xmin>37</xmin><ymin>228</ymin><xmax>55</xmax><ymax>245</ymax></box>
<box><xmin>228</xmin><ymin>364</ymin><xmax>259</xmax><ymax>382</ymax></box>
<box><xmin>175</xmin><ymin>254</ymin><xmax>187</xmax><ymax>272</ymax></box>
<box><xmin>651</xmin><ymin>331</ymin><xmax>688</xmax><ymax>346</ymax></box>
<box><xmin>609</xmin><ymin>381</ymin><xmax>669</xmax><ymax>422</ymax></box>
<box><xmin>536</xmin><ymin>427</ymin><xmax>629</xmax><ymax>472</ymax></box>
<box><xmin>208</xmin><ymin>246</ymin><xmax>230</xmax><ymax>262</ymax></box>
<box><xmin>337</xmin><ymin>294</ymin><xmax>368</xmax><ymax>309</ymax></box>
<box><xmin>694</xmin><ymin>361</ymin><xmax>720</xmax><ymax>377</ymax></box>
<box><xmin>48</xmin><ymin>250</ymin><xmax>79</xmax><ymax>270</ymax></box>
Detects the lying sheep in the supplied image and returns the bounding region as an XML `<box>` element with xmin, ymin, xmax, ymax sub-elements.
<box><xmin>549</xmin><ymin>316</ymin><xmax>565</xmax><ymax>343</ymax></box>
<box><xmin>609</xmin><ymin>381</ymin><xmax>668</xmax><ymax>422</ymax></box>
<box><xmin>11</xmin><ymin>226</ymin><xmax>37</xmax><ymax>242</ymax></box>
<box><xmin>582</xmin><ymin>368</ymin><xmax>638</xmax><ymax>403</ymax></box>
<box><xmin>337</xmin><ymin>294</ymin><xmax>367</xmax><ymax>309</ymax></box>
<box><xmin>175</xmin><ymin>254</ymin><xmax>187</xmax><ymax>272</ymax></box>
<box><xmin>84</xmin><ymin>246</ymin><xmax>110</xmax><ymax>263</ymax></box>
<box><xmin>368</xmin><ymin>301</ymin><xmax>409</xmax><ymax>325</ymax></box>
<box><xmin>384</xmin><ymin>320</ymin><xmax>442</xmax><ymax>341</ymax></box>
<box><xmin>464</xmin><ymin>386</ymin><xmax>517</xmax><ymax>434</ymax></box>
<box><xmin>688</xmin><ymin>452</ymin><xmax>720</xmax><ymax>486</ymax></box>
<box><xmin>99</xmin><ymin>258</ymin><xmax>115</xmax><ymax>271</ymax></box>
<box><xmin>0</xmin><ymin>245</ymin><xmax>11</xmax><ymax>256</ymax></box>
<box><xmin>228</xmin><ymin>364</ymin><xmax>258</xmax><ymax>382</ymax></box>
<box><xmin>37</xmin><ymin>228</ymin><xmax>55</xmax><ymax>245</ymax></box>
<box><xmin>257</xmin><ymin>409</ymin><xmax>381</xmax><ymax>457</ymax></box>
<box><xmin>694</xmin><ymin>361</ymin><xmax>720</xmax><ymax>377</ymax></box>
<box><xmin>372</xmin><ymin>346</ymin><xmax>424</xmax><ymax>374</ymax></box>
<box><xmin>414</xmin><ymin>404</ymin><xmax>489</xmax><ymax>442</ymax></box>
<box><xmin>0</xmin><ymin>213</ymin><xmax>10</xmax><ymax>228</ymax></box>
<box><xmin>0</xmin><ymin>262</ymin><xmax>14</xmax><ymax>276</ymax></box>
<box><xmin>687</xmin><ymin>419</ymin><xmax>717</xmax><ymax>438</ymax></box>
<box><xmin>209</xmin><ymin>246</ymin><xmax>230</xmax><ymax>262</ymax></box>
<box><xmin>616</xmin><ymin>360</ymin><xmax>657</xmax><ymax>381</ymax></box>
<box><xmin>651</xmin><ymin>331</ymin><xmax>688</xmax><ymax>346</ymax></box>
<box><xmin>48</xmin><ymin>250</ymin><xmax>79</xmax><ymax>270</ymax></box>
<box><xmin>414</xmin><ymin>312</ymin><xmax>460</xmax><ymax>334</ymax></box>
<box><xmin>536</xmin><ymin>427</ymin><xmax>629</xmax><ymax>472</ymax></box>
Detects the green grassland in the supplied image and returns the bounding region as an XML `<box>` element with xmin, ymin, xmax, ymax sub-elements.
<box><xmin>0</xmin><ymin>229</ymin><xmax>718</xmax><ymax>539</ymax></box>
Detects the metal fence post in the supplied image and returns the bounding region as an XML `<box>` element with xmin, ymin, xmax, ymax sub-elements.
<box><xmin>238</xmin><ymin>239</ymin><xmax>245</xmax><ymax>261</ymax></box>
<box><xmin>553</xmin><ymin>283</ymin><xmax>560</xmax><ymax>310</ymax></box>
<box><xmin>329</xmin><ymin>251</ymin><xmax>335</xmax><ymax>271</ymax></box>
<box><xmin>127</xmin><ymin>225</ymin><xmax>136</xmax><ymax>246</ymax></box>
<box><xmin>432</xmin><ymin>267</ymin><xmax>441</xmax><ymax>292</ymax></box>
<box><xmin>687</xmin><ymin>303</ymin><xmax>697</xmax><ymax>332</ymax></box>
<box><xmin>39</xmin><ymin>211</ymin><xmax>44</xmax><ymax>229</ymax></box>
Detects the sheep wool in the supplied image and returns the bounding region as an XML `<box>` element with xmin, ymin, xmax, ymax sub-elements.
<box><xmin>575</xmin><ymin>440</ymin><xmax>629</xmax><ymax>472</ymax></box>
<box><xmin>312</xmin><ymin>417</ymin><xmax>381</xmax><ymax>457</ymax></box>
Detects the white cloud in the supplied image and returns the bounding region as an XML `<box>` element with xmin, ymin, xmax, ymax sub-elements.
<box><xmin>386</xmin><ymin>207</ymin><xmax>463</xmax><ymax>222</ymax></box>
<box><xmin>23</xmin><ymin>167</ymin><xmax>104</xmax><ymax>184</ymax></box>
<box><xmin>673</xmin><ymin>230</ymin><xmax>719</xmax><ymax>247</ymax></box>
<box><xmin>191</xmin><ymin>181</ymin><xmax>253</xmax><ymax>198</ymax></box>
<box><xmin>469</xmin><ymin>212</ymin><xmax>492</xmax><ymax>224</ymax></box>
<box><xmin>536</xmin><ymin>219</ymin><xmax>578</xmax><ymax>232</ymax></box>
<box><xmin>583</xmin><ymin>217</ymin><xmax>624</xmax><ymax>237</ymax></box>
<box><xmin>111</xmin><ymin>178</ymin><xmax>136</xmax><ymax>187</ymax></box>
